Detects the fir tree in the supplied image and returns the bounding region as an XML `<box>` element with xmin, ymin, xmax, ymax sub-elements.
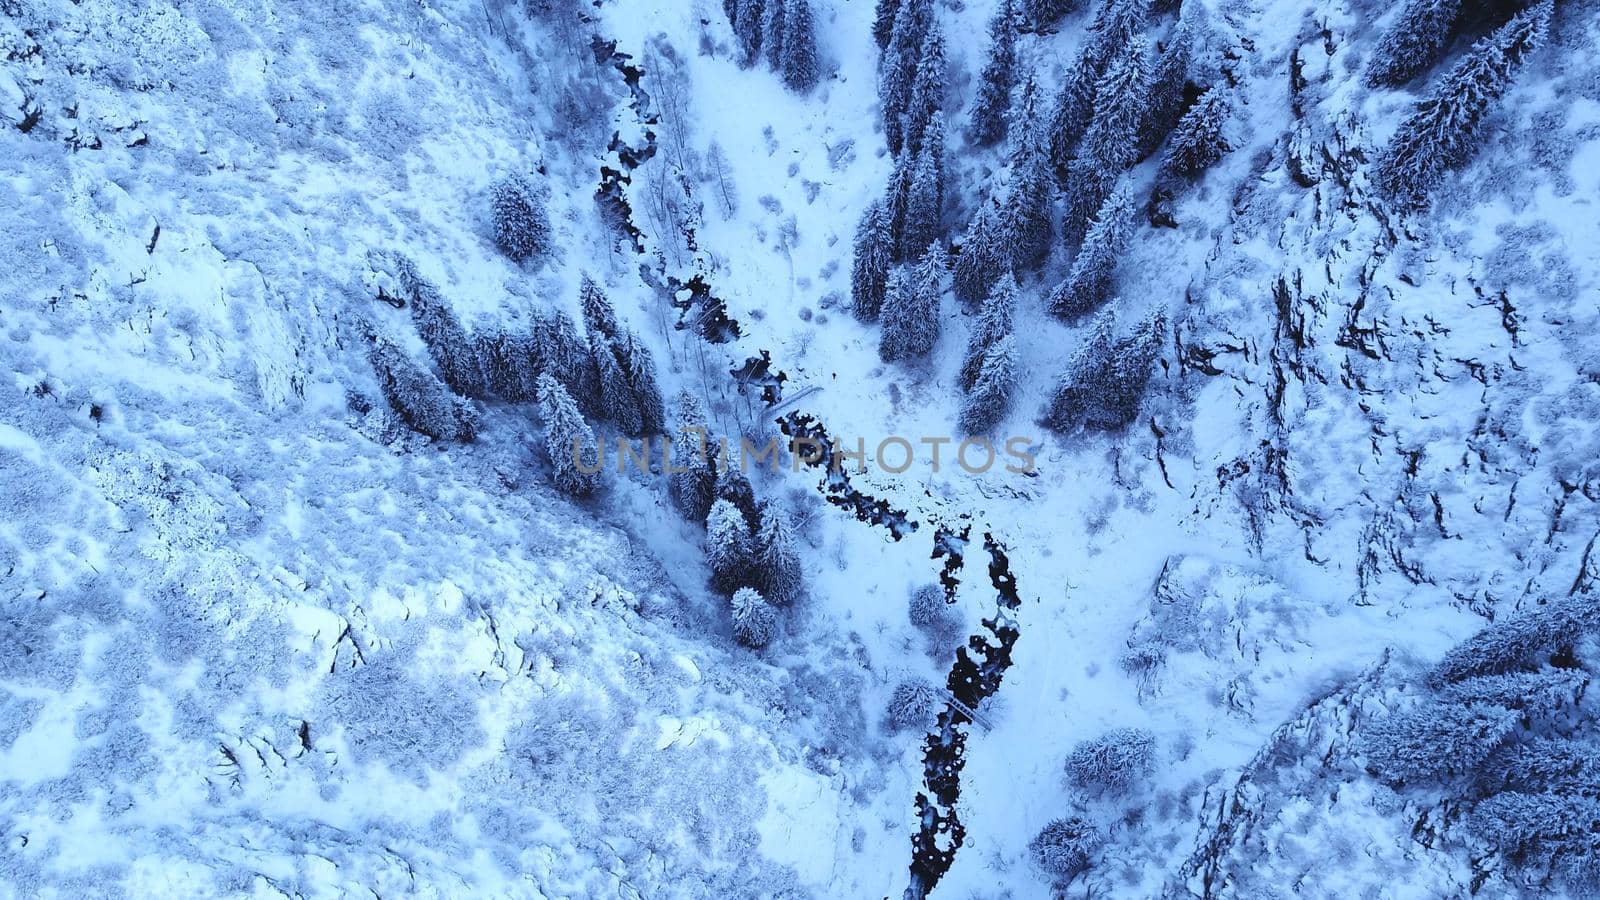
<box><xmin>764</xmin><ymin>0</ymin><xmax>787</xmax><ymax>70</ymax></box>
<box><xmin>1001</xmin><ymin>74</ymin><xmax>1055</xmax><ymax>272</ymax></box>
<box><xmin>969</xmin><ymin>0</ymin><xmax>1020</xmax><ymax>147</ymax></box>
<box><xmin>781</xmin><ymin>0</ymin><xmax>820</xmax><ymax>92</ymax></box>
<box><xmin>755</xmin><ymin>503</ymin><xmax>803</xmax><ymax>604</ymax></box>
<box><xmin>951</xmin><ymin>196</ymin><xmax>1007</xmax><ymax>308</ymax></box>
<box><xmin>1466</xmin><ymin>791</ymin><xmax>1600</xmax><ymax>886</ymax></box>
<box><xmin>1049</xmin><ymin>182</ymin><xmax>1135</xmax><ymax>320</ymax></box>
<box><xmin>536</xmin><ymin>373</ymin><xmax>602</xmax><ymax>497</ymax></box>
<box><xmin>880</xmin><ymin>0</ymin><xmax>930</xmax><ymax>155</ymax></box>
<box><xmin>960</xmin><ymin>272</ymin><xmax>1017</xmax><ymax>390</ymax></box>
<box><xmin>1045</xmin><ymin>307</ymin><xmax>1163</xmax><ymax>432</ymax></box>
<box><xmin>735</xmin><ymin>0</ymin><xmax>766</xmax><ymax>66</ymax></box>
<box><xmin>1359</xmin><ymin>700</ymin><xmax>1521</xmax><ymax>786</ymax></box>
<box><xmin>1047</xmin><ymin>60</ymin><xmax>1099</xmax><ymax>179</ymax></box>
<box><xmin>1158</xmin><ymin>87</ymin><xmax>1231</xmax><ymax>180</ymax></box>
<box><xmin>395</xmin><ymin>257</ymin><xmax>488</xmax><ymax>400</ymax></box>
<box><xmin>1080</xmin><ymin>35</ymin><xmax>1150</xmax><ymax>175</ymax></box>
<box><xmin>579</xmin><ymin>275</ymin><xmax>620</xmax><ymax>341</ymax></box>
<box><xmin>873</xmin><ymin>0</ymin><xmax>901</xmax><ymax>50</ymax></box>
<box><xmin>958</xmin><ymin>334</ymin><xmax>1018</xmax><ymax>435</ymax></box>
<box><xmin>1428</xmin><ymin>593</ymin><xmax>1600</xmax><ymax>686</ymax></box>
<box><xmin>851</xmin><ymin>199</ymin><xmax>895</xmax><ymax>320</ymax></box>
<box><xmin>1365</xmin><ymin>0</ymin><xmax>1463</xmax><ymax>88</ymax></box>
<box><xmin>489</xmin><ymin>173</ymin><xmax>552</xmax><ymax>264</ymax></box>
<box><xmin>883</xmin><ymin>152</ymin><xmax>915</xmax><ymax>260</ymax></box>
<box><xmin>615</xmin><ymin>330</ymin><xmax>666</xmax><ymax>436</ymax></box>
<box><xmin>879</xmin><ymin>248</ymin><xmax>944</xmax><ymax>362</ymax></box>
<box><xmin>715</xmin><ymin>465</ymin><xmax>761</xmax><ymax>528</ymax></box>
<box><xmin>1059</xmin><ymin>156</ymin><xmax>1115</xmax><ymax>247</ymax></box>
<box><xmin>1025</xmin><ymin>0</ymin><xmax>1080</xmax><ymax>29</ymax></box>
<box><xmin>591</xmin><ymin>331</ymin><xmax>642</xmax><ymax>435</ymax></box>
<box><xmin>669</xmin><ymin>390</ymin><xmax>718</xmax><ymax>523</ymax></box>
<box><xmin>479</xmin><ymin>329</ymin><xmax>538</xmax><ymax>402</ymax></box>
<box><xmin>1375</xmin><ymin>1</ymin><xmax>1550</xmax><ymax>209</ymax></box>
<box><xmin>531</xmin><ymin>308</ymin><xmax>599</xmax><ymax>415</ymax></box>
<box><xmin>368</xmin><ymin>336</ymin><xmax>478</xmax><ymax>442</ymax></box>
<box><xmin>902</xmin><ymin>113</ymin><xmax>946</xmax><ymax>257</ymax></box>
<box><xmin>707</xmin><ymin>499</ymin><xmax>755</xmax><ymax>593</ymax></box>
<box><xmin>730</xmin><ymin>587</ymin><xmax>777</xmax><ymax>648</ymax></box>
<box><xmin>1139</xmin><ymin>29</ymin><xmax>1194</xmax><ymax>160</ymax></box>
<box><xmin>904</xmin><ymin>21</ymin><xmax>947</xmax><ymax>157</ymax></box>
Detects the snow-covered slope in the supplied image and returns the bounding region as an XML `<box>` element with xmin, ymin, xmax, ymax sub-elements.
<box><xmin>2</xmin><ymin>0</ymin><xmax>1598</xmax><ymax>896</ymax></box>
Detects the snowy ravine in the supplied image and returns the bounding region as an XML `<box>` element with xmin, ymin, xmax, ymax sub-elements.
<box><xmin>4</xmin><ymin>0</ymin><xmax>1600</xmax><ymax>896</ymax></box>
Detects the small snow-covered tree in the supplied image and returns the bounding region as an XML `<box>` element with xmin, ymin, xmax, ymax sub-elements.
<box><xmin>887</xmin><ymin>677</ymin><xmax>943</xmax><ymax>731</ymax></box>
<box><xmin>780</xmin><ymin>0</ymin><xmax>819</xmax><ymax>92</ymax></box>
<box><xmin>968</xmin><ymin>0</ymin><xmax>1019</xmax><ymax>147</ymax></box>
<box><xmin>908</xmin><ymin>583</ymin><xmax>961</xmax><ymax>640</ymax></box>
<box><xmin>703</xmin><ymin>140</ymin><xmax>740</xmax><ymax>219</ymax></box>
<box><xmin>396</xmin><ymin>257</ymin><xmax>487</xmax><ymax>400</ymax></box>
<box><xmin>730</xmin><ymin>587</ymin><xmax>777</xmax><ymax>648</ymax></box>
<box><xmin>1375</xmin><ymin>0</ymin><xmax>1551</xmax><ymax>209</ymax></box>
<box><xmin>1049</xmin><ymin>182</ymin><xmax>1135</xmax><ymax>320</ymax></box>
<box><xmin>755</xmin><ymin>503</ymin><xmax>803</xmax><ymax>603</ymax></box>
<box><xmin>1365</xmin><ymin>0</ymin><xmax>1462</xmax><ymax>88</ymax></box>
<box><xmin>958</xmin><ymin>334</ymin><xmax>1018</xmax><ymax>435</ymax></box>
<box><xmin>670</xmin><ymin>391</ymin><xmax>718</xmax><ymax>522</ymax></box>
<box><xmin>951</xmin><ymin>195</ymin><xmax>1008</xmax><ymax>307</ymax></box>
<box><xmin>715</xmin><ymin>465</ymin><xmax>761</xmax><ymax>527</ymax></box>
<box><xmin>902</xmin><ymin>114</ymin><xmax>946</xmax><ymax>257</ymax></box>
<box><xmin>960</xmin><ymin>272</ymin><xmax>1017</xmax><ymax>390</ymax></box>
<box><xmin>852</xmin><ymin>199</ymin><xmax>895</xmax><ymax>320</ymax></box>
<box><xmin>1064</xmin><ymin>727</ymin><xmax>1157</xmax><ymax>797</ymax></box>
<box><xmin>579</xmin><ymin>275</ymin><xmax>620</xmax><ymax>341</ymax></box>
<box><xmin>1359</xmin><ymin>701</ymin><xmax>1521</xmax><ymax>786</ymax></box>
<box><xmin>536</xmin><ymin>373</ymin><xmax>602</xmax><ymax>497</ymax></box>
<box><xmin>880</xmin><ymin>248</ymin><xmax>944</xmax><ymax>362</ymax></box>
<box><xmin>1029</xmin><ymin>817</ymin><xmax>1101</xmax><ymax>882</ymax></box>
<box><xmin>369</xmin><ymin>337</ymin><xmax>478</xmax><ymax>442</ymax></box>
<box><xmin>1159</xmin><ymin>87</ymin><xmax>1231</xmax><ymax>180</ymax></box>
<box><xmin>708</xmin><ymin>499</ymin><xmax>756</xmax><ymax>593</ymax></box>
<box><xmin>489</xmin><ymin>172</ymin><xmax>552</xmax><ymax>264</ymax></box>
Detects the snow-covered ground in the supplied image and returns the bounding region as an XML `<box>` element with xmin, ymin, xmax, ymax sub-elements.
<box><xmin>3</xmin><ymin>0</ymin><xmax>1598</xmax><ymax>896</ymax></box>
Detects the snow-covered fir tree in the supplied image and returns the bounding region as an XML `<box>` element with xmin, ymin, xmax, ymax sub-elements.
<box><xmin>879</xmin><ymin>247</ymin><xmax>944</xmax><ymax>362</ymax></box>
<box><xmin>951</xmin><ymin>195</ymin><xmax>1007</xmax><ymax>307</ymax></box>
<box><xmin>851</xmin><ymin>199</ymin><xmax>894</xmax><ymax>320</ymax></box>
<box><xmin>879</xmin><ymin>0</ymin><xmax>931</xmax><ymax>155</ymax></box>
<box><xmin>489</xmin><ymin>172</ymin><xmax>552</xmax><ymax>265</ymax></box>
<box><xmin>1139</xmin><ymin>27</ymin><xmax>1194</xmax><ymax>159</ymax></box>
<box><xmin>396</xmin><ymin>256</ymin><xmax>488</xmax><ymax>400</ymax></box>
<box><xmin>763</xmin><ymin>0</ymin><xmax>786</xmax><ymax>70</ymax></box>
<box><xmin>968</xmin><ymin>0</ymin><xmax>1018</xmax><ymax>147</ymax></box>
<box><xmin>904</xmin><ymin>20</ymin><xmax>946</xmax><ymax>157</ymax></box>
<box><xmin>530</xmin><ymin>308</ymin><xmax>598</xmax><ymax>414</ymax></box>
<box><xmin>1079</xmin><ymin>35</ymin><xmax>1150</xmax><ymax>175</ymax></box>
<box><xmin>669</xmin><ymin>390</ymin><xmax>718</xmax><ymax>523</ymax></box>
<box><xmin>957</xmin><ymin>333</ymin><xmax>1017</xmax><ymax>435</ymax></box>
<box><xmin>902</xmin><ymin>114</ymin><xmax>945</xmax><ymax>257</ymax></box>
<box><xmin>1044</xmin><ymin>307</ymin><xmax>1163</xmax><ymax>432</ymax></box>
<box><xmin>579</xmin><ymin>275</ymin><xmax>620</xmax><ymax>341</ymax></box>
<box><xmin>478</xmin><ymin>329</ymin><xmax>538</xmax><ymax>402</ymax></box>
<box><xmin>730</xmin><ymin>587</ymin><xmax>777</xmax><ymax>648</ymax></box>
<box><xmin>780</xmin><ymin>0</ymin><xmax>819</xmax><ymax>92</ymax></box>
<box><xmin>1025</xmin><ymin>0</ymin><xmax>1079</xmax><ymax>29</ymax></box>
<box><xmin>536</xmin><ymin>373</ymin><xmax>602</xmax><ymax>498</ymax></box>
<box><xmin>368</xmin><ymin>335</ymin><xmax>478</xmax><ymax>442</ymax></box>
<box><xmin>754</xmin><ymin>503</ymin><xmax>802</xmax><ymax>604</ymax></box>
<box><xmin>872</xmin><ymin>0</ymin><xmax>901</xmax><ymax>49</ymax></box>
<box><xmin>1001</xmin><ymin>74</ymin><xmax>1055</xmax><ymax>272</ymax></box>
<box><xmin>715</xmin><ymin>465</ymin><xmax>761</xmax><ymax>528</ymax></box>
<box><xmin>615</xmin><ymin>329</ymin><xmax>666</xmax><ymax>436</ymax></box>
<box><xmin>883</xmin><ymin>152</ymin><xmax>915</xmax><ymax>260</ymax></box>
<box><xmin>735</xmin><ymin>0</ymin><xmax>765</xmax><ymax>66</ymax></box>
<box><xmin>707</xmin><ymin>499</ymin><xmax>755</xmax><ymax>593</ymax></box>
<box><xmin>1049</xmin><ymin>182</ymin><xmax>1135</xmax><ymax>320</ymax></box>
<box><xmin>1159</xmin><ymin>87</ymin><xmax>1231</xmax><ymax>180</ymax></box>
<box><xmin>1375</xmin><ymin>0</ymin><xmax>1550</xmax><ymax>209</ymax></box>
<box><xmin>960</xmin><ymin>272</ymin><xmax>1017</xmax><ymax>390</ymax></box>
<box><xmin>1047</xmin><ymin>58</ymin><xmax>1099</xmax><ymax>179</ymax></box>
<box><xmin>1365</xmin><ymin>0</ymin><xmax>1462</xmax><ymax>88</ymax></box>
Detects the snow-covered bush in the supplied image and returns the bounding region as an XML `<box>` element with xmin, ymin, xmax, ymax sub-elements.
<box><xmin>886</xmin><ymin>677</ymin><xmax>942</xmax><ymax>731</ymax></box>
<box><xmin>730</xmin><ymin>587</ymin><xmax>776</xmax><ymax>648</ymax></box>
<box><xmin>1029</xmin><ymin>816</ymin><xmax>1101</xmax><ymax>881</ymax></box>
<box><xmin>1064</xmin><ymin>727</ymin><xmax>1157</xmax><ymax>796</ymax></box>
<box><xmin>489</xmin><ymin>172</ymin><xmax>552</xmax><ymax>264</ymax></box>
<box><xmin>907</xmin><ymin>583</ymin><xmax>959</xmax><ymax>640</ymax></box>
